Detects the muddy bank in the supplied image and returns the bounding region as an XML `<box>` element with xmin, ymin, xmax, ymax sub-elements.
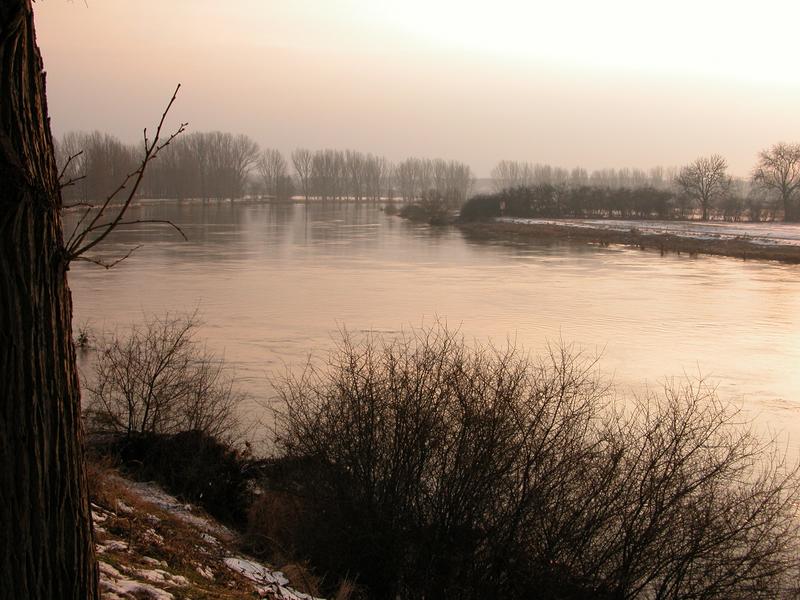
<box><xmin>458</xmin><ymin>220</ymin><xmax>800</xmax><ymax>264</ymax></box>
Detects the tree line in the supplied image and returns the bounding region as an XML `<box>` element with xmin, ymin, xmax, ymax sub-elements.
<box><xmin>485</xmin><ymin>146</ymin><xmax>800</xmax><ymax>221</ymax></box>
<box><xmin>56</xmin><ymin>131</ymin><xmax>474</xmax><ymax>206</ymax></box>
<box><xmin>491</xmin><ymin>160</ymin><xmax>678</xmax><ymax>191</ymax></box>
<box><xmin>58</xmin><ymin>129</ymin><xmax>800</xmax><ymax>222</ymax></box>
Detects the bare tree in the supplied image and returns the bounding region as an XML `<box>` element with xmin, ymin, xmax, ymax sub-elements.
<box><xmin>257</xmin><ymin>148</ymin><xmax>290</xmax><ymax>200</ymax></box>
<box><xmin>752</xmin><ymin>142</ymin><xmax>800</xmax><ymax>222</ymax></box>
<box><xmin>492</xmin><ymin>162</ymin><xmax>675</xmax><ymax>195</ymax></box>
<box><xmin>344</xmin><ymin>149</ymin><xmax>366</xmax><ymax>201</ymax></box>
<box><xmin>182</xmin><ymin>131</ymin><xmax>213</xmax><ymax>199</ymax></box>
<box><xmin>310</xmin><ymin>148</ymin><xmax>345</xmax><ymax>201</ymax></box>
<box><xmin>291</xmin><ymin>148</ymin><xmax>313</xmax><ymax>201</ymax></box>
<box><xmin>230</xmin><ymin>133</ymin><xmax>260</xmax><ymax>198</ymax></box>
<box><xmin>363</xmin><ymin>154</ymin><xmax>390</xmax><ymax>201</ymax></box>
<box><xmin>676</xmin><ymin>154</ymin><xmax>730</xmax><ymax>220</ymax></box>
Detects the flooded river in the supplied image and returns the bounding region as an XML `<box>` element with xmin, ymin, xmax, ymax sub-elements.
<box><xmin>65</xmin><ymin>201</ymin><xmax>800</xmax><ymax>443</ymax></box>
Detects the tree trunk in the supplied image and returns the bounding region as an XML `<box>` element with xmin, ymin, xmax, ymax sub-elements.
<box><xmin>0</xmin><ymin>2</ymin><xmax>98</xmax><ymax>598</ymax></box>
<box><xmin>784</xmin><ymin>193</ymin><xmax>795</xmax><ymax>222</ymax></box>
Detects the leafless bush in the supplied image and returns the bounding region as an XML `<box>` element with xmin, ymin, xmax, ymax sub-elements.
<box><xmin>544</xmin><ymin>381</ymin><xmax>800</xmax><ymax>600</ymax></box>
<box><xmin>268</xmin><ymin>325</ymin><xmax>800</xmax><ymax>600</ymax></box>
<box><xmin>84</xmin><ymin>312</ymin><xmax>243</xmax><ymax>443</ymax></box>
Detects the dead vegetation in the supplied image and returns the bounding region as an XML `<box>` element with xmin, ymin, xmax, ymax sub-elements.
<box><xmin>266</xmin><ymin>325</ymin><xmax>800</xmax><ymax>600</ymax></box>
<box><xmin>84</xmin><ymin>318</ymin><xmax>800</xmax><ymax>599</ymax></box>
<box><xmin>87</xmin><ymin>459</ymin><xmax>342</xmax><ymax>600</ymax></box>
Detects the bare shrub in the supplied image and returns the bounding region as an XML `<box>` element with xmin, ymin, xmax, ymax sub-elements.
<box><xmin>543</xmin><ymin>381</ymin><xmax>800</xmax><ymax>600</ymax></box>
<box><xmin>245</xmin><ymin>489</ymin><xmax>308</xmax><ymax>561</ymax></box>
<box><xmin>399</xmin><ymin>191</ymin><xmax>451</xmax><ymax>224</ymax></box>
<box><xmin>268</xmin><ymin>325</ymin><xmax>800</xmax><ymax>600</ymax></box>
<box><xmin>84</xmin><ymin>312</ymin><xmax>243</xmax><ymax>443</ymax></box>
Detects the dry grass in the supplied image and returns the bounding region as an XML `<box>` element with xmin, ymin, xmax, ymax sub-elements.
<box><xmin>244</xmin><ymin>490</ymin><xmax>306</xmax><ymax>562</ymax></box>
<box><xmin>332</xmin><ymin>578</ymin><xmax>363</xmax><ymax>600</ymax></box>
<box><xmin>87</xmin><ymin>459</ymin><xmax>316</xmax><ymax>599</ymax></box>
<box><xmin>279</xmin><ymin>563</ymin><xmax>321</xmax><ymax>596</ymax></box>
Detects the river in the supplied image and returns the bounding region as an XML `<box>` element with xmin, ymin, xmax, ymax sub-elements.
<box><xmin>65</xmin><ymin>200</ymin><xmax>800</xmax><ymax>443</ymax></box>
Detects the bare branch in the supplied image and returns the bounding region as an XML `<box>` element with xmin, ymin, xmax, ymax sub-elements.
<box><xmin>57</xmin><ymin>149</ymin><xmax>83</xmax><ymax>184</ymax></box>
<box><xmin>62</xmin><ymin>201</ymin><xmax>95</xmax><ymax>210</ymax></box>
<box><xmin>65</xmin><ymin>84</ymin><xmax>187</xmax><ymax>262</ymax></box>
<box><xmin>81</xmin><ymin>218</ymin><xmax>188</xmax><ymax>241</ymax></box>
<box><xmin>59</xmin><ymin>174</ymin><xmax>86</xmax><ymax>190</ymax></box>
<box><xmin>67</xmin><ymin>206</ymin><xmax>96</xmax><ymax>249</ymax></box>
<box><xmin>74</xmin><ymin>245</ymin><xmax>143</xmax><ymax>270</ymax></box>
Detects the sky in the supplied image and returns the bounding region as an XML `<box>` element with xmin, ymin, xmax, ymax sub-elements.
<box><xmin>33</xmin><ymin>0</ymin><xmax>800</xmax><ymax>177</ymax></box>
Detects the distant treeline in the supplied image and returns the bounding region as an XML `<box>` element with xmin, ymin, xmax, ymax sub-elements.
<box><xmin>463</xmin><ymin>184</ymin><xmax>672</xmax><ymax>221</ymax></box>
<box><xmin>483</xmin><ymin>150</ymin><xmax>800</xmax><ymax>222</ymax></box>
<box><xmin>490</xmin><ymin>160</ymin><xmax>678</xmax><ymax>191</ymax></box>
<box><xmin>55</xmin><ymin>131</ymin><xmax>473</xmax><ymax>205</ymax></box>
<box><xmin>461</xmin><ymin>183</ymin><xmax>771</xmax><ymax>223</ymax></box>
<box><xmin>57</xmin><ymin>131</ymin><xmax>800</xmax><ymax>221</ymax></box>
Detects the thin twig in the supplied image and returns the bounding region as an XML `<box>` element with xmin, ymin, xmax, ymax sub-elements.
<box><xmin>63</xmin><ymin>201</ymin><xmax>95</xmax><ymax>210</ymax></box>
<box><xmin>60</xmin><ymin>174</ymin><xmax>87</xmax><ymax>190</ymax></box>
<box><xmin>82</xmin><ymin>219</ymin><xmax>188</xmax><ymax>241</ymax></box>
<box><xmin>74</xmin><ymin>245</ymin><xmax>143</xmax><ymax>270</ymax></box>
<box><xmin>58</xmin><ymin>150</ymin><xmax>84</xmax><ymax>183</ymax></box>
<box><xmin>68</xmin><ymin>206</ymin><xmax>96</xmax><ymax>248</ymax></box>
<box><xmin>65</xmin><ymin>83</ymin><xmax>187</xmax><ymax>264</ymax></box>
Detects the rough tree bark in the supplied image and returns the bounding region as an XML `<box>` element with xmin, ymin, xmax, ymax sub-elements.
<box><xmin>0</xmin><ymin>2</ymin><xmax>98</xmax><ymax>598</ymax></box>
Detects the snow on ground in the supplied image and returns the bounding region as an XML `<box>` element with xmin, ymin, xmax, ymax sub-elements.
<box><xmin>224</xmin><ymin>557</ymin><xmax>324</xmax><ymax>600</ymax></box>
<box><xmin>498</xmin><ymin>217</ymin><xmax>800</xmax><ymax>246</ymax></box>
<box><xmin>123</xmin><ymin>478</ymin><xmax>235</xmax><ymax>540</ymax></box>
<box><xmin>99</xmin><ymin>561</ymin><xmax>176</xmax><ymax>600</ymax></box>
<box><xmin>94</xmin><ymin>471</ymin><xmax>326</xmax><ymax>599</ymax></box>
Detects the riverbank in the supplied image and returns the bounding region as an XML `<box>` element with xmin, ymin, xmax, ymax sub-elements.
<box><xmin>89</xmin><ymin>462</ymin><xmax>327</xmax><ymax>600</ymax></box>
<box><xmin>458</xmin><ymin>219</ymin><xmax>800</xmax><ymax>264</ymax></box>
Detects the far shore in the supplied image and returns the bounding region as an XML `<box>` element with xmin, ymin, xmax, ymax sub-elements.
<box><xmin>457</xmin><ymin>219</ymin><xmax>800</xmax><ymax>264</ymax></box>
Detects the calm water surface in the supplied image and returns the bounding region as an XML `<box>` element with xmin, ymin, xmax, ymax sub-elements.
<box><xmin>66</xmin><ymin>201</ymin><xmax>800</xmax><ymax>442</ymax></box>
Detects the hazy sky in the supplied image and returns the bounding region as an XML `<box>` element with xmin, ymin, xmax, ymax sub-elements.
<box><xmin>34</xmin><ymin>0</ymin><xmax>800</xmax><ymax>177</ymax></box>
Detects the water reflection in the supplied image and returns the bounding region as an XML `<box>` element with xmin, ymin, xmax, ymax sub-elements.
<box><xmin>65</xmin><ymin>200</ymin><xmax>800</xmax><ymax>443</ymax></box>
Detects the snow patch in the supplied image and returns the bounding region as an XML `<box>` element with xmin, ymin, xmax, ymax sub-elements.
<box><xmin>99</xmin><ymin>561</ymin><xmax>174</xmax><ymax>600</ymax></box>
<box><xmin>196</xmin><ymin>564</ymin><xmax>215</xmax><ymax>580</ymax></box>
<box><xmin>225</xmin><ymin>557</ymin><xmax>289</xmax><ymax>586</ymax></box>
<box><xmin>201</xmin><ymin>532</ymin><xmax>219</xmax><ymax>546</ymax></box>
<box><xmin>97</xmin><ymin>540</ymin><xmax>129</xmax><ymax>554</ymax></box>
<box><xmin>224</xmin><ymin>556</ymin><xmax>324</xmax><ymax>600</ymax></box>
<box><xmin>134</xmin><ymin>568</ymin><xmax>189</xmax><ymax>587</ymax></box>
<box><xmin>92</xmin><ymin>505</ymin><xmax>109</xmax><ymax>523</ymax></box>
<box><xmin>498</xmin><ymin>217</ymin><xmax>800</xmax><ymax>247</ymax></box>
<box><xmin>124</xmin><ymin>479</ymin><xmax>234</xmax><ymax>539</ymax></box>
<box><xmin>142</xmin><ymin>527</ymin><xmax>164</xmax><ymax>544</ymax></box>
<box><xmin>142</xmin><ymin>556</ymin><xmax>167</xmax><ymax>568</ymax></box>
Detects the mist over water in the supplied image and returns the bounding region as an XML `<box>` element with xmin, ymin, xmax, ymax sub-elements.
<box><xmin>66</xmin><ymin>200</ymin><xmax>800</xmax><ymax>442</ymax></box>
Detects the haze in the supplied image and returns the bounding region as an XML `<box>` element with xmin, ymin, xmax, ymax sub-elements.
<box><xmin>35</xmin><ymin>0</ymin><xmax>800</xmax><ymax>176</ymax></box>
